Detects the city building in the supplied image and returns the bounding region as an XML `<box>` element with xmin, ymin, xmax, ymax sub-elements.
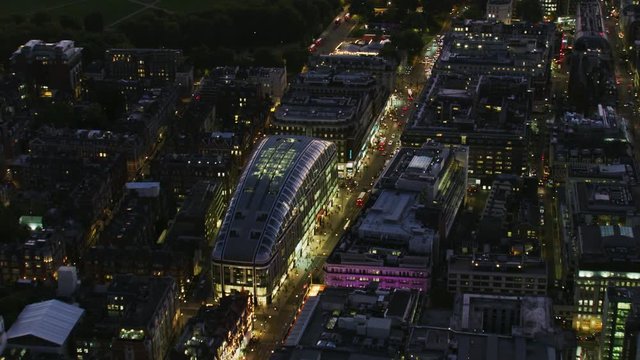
<box><xmin>453</xmin><ymin>294</ymin><xmax>553</xmax><ymax>336</ymax></box>
<box><xmin>447</xmin><ymin>254</ymin><xmax>548</xmax><ymax>296</ymax></box>
<box><xmin>29</xmin><ymin>128</ymin><xmax>146</xmax><ymax>180</ymax></box>
<box><xmin>569</xmin><ymin>0</ymin><xmax>616</xmax><ymax>113</ymax></box>
<box><xmin>475</xmin><ymin>176</ymin><xmax>542</xmax><ymax>256</ymax></box>
<box><xmin>378</xmin><ymin>142</ymin><xmax>468</xmax><ymax>239</ymax></box>
<box><xmin>573</xmin><ymin>225</ymin><xmax>640</xmax><ymax>333</ymax></box>
<box><xmin>166</xmin><ymin>180</ymin><xmax>226</xmax><ymax>248</ymax></box>
<box><xmin>0</xmin><ymin>316</ymin><xmax>5</xmax><ymax>356</ymax></box>
<box><xmin>120</xmin><ymin>86</ymin><xmax>177</xmax><ymax>154</ymax></box>
<box><xmin>540</xmin><ymin>0</ymin><xmax>559</xmax><ymax>19</ymax></box>
<box><xmin>212</xmin><ymin>136</ymin><xmax>337</xmax><ymax>305</ymax></box>
<box><xmin>97</xmin><ymin>182</ymin><xmax>167</xmax><ymax>248</ymax></box>
<box><xmin>75</xmin><ymin>275</ymin><xmax>178</xmax><ymax>360</ymax></box>
<box><xmin>10</xmin><ymin>40</ymin><xmax>83</xmax><ymax>98</ymax></box>
<box><xmin>104</xmin><ymin>48</ymin><xmax>188</xmax><ymax>86</ymax></box>
<box><xmin>406</xmin><ymin>325</ymin><xmax>575</xmax><ymax>360</ymax></box>
<box><xmin>324</xmin><ymin>191</ymin><xmax>434</xmax><ymax>292</ymax></box>
<box><xmin>487</xmin><ymin>0</ymin><xmax>513</xmax><ymax>24</ymax></box>
<box><xmin>275</xmin><ymin>286</ymin><xmax>419</xmax><ymax>359</ymax></box>
<box><xmin>8</xmin><ymin>152</ymin><xmax>128</xmax><ymax>224</ymax></box>
<box><xmin>567</xmin><ymin>182</ymin><xmax>640</xmax><ymax>229</ymax></box>
<box><xmin>307</xmin><ymin>54</ymin><xmax>396</xmax><ymax>91</ymax></box>
<box><xmin>173</xmin><ymin>292</ymin><xmax>253</xmax><ymax>359</ymax></box>
<box><xmin>271</xmin><ymin>92</ymin><xmax>374</xmax><ymax>178</ymax></box>
<box><xmin>176</xmin><ymin>67</ymin><xmax>276</xmax><ymax>164</ymax></box>
<box><xmin>435</xmin><ymin>20</ymin><xmax>554</xmax><ymax>104</ymax></box>
<box><xmin>204</xmin><ymin>66</ymin><xmax>287</xmax><ymax>102</ymax></box>
<box><xmin>601</xmin><ymin>287</ymin><xmax>640</xmax><ymax>360</ymax></box>
<box><xmin>151</xmin><ymin>153</ymin><xmax>233</xmax><ymax>200</ymax></box>
<box><xmin>402</xmin><ymin>74</ymin><xmax>530</xmax><ymax>185</ymax></box>
<box><xmin>23</xmin><ymin>229</ymin><xmax>66</xmax><ymax>282</ymax></box>
<box><xmin>290</xmin><ymin>67</ymin><xmax>388</xmax><ymax>115</ymax></box>
<box><xmin>6</xmin><ymin>300</ymin><xmax>84</xmax><ymax>358</ymax></box>
<box><xmin>550</xmin><ymin>106</ymin><xmax>633</xmax><ymax>184</ymax></box>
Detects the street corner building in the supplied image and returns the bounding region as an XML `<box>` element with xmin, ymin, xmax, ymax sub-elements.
<box><xmin>212</xmin><ymin>135</ymin><xmax>338</xmax><ymax>306</ymax></box>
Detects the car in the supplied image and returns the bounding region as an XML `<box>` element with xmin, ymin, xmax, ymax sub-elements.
<box><xmin>391</xmin><ymin>133</ymin><xmax>396</xmax><ymax>139</ymax></box>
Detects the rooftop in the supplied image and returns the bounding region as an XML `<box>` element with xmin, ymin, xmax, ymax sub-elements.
<box><xmin>407</xmin><ymin>74</ymin><xmax>529</xmax><ymax>135</ymax></box>
<box><xmin>6</xmin><ymin>300</ymin><xmax>84</xmax><ymax>347</ymax></box>
<box><xmin>357</xmin><ymin>191</ymin><xmax>434</xmax><ymax>253</ymax></box>
<box><xmin>448</xmin><ymin>254</ymin><xmax>547</xmax><ymax>276</ymax></box>
<box><xmin>213</xmin><ymin>136</ymin><xmax>335</xmax><ymax>265</ymax></box>
<box><xmin>578</xmin><ymin>225</ymin><xmax>640</xmax><ymax>267</ymax></box>
<box><xmin>280</xmin><ymin>287</ymin><xmax>413</xmax><ymax>357</ymax></box>
<box><xmin>11</xmin><ymin>40</ymin><xmax>82</xmax><ymax>62</ymax></box>
<box><xmin>274</xmin><ymin>93</ymin><xmax>361</xmax><ymax>123</ymax></box>
<box><xmin>107</xmin><ymin>275</ymin><xmax>175</xmax><ymax>330</ymax></box>
<box><xmin>572</xmin><ymin>182</ymin><xmax>639</xmax><ymax>215</ymax></box>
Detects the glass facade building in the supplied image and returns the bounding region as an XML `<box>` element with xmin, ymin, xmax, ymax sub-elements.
<box><xmin>212</xmin><ymin>136</ymin><xmax>337</xmax><ymax>305</ymax></box>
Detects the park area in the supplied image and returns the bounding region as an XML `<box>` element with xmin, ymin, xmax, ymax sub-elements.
<box><xmin>0</xmin><ymin>0</ymin><xmax>237</xmax><ymax>27</ymax></box>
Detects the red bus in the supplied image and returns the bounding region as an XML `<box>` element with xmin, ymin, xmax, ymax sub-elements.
<box><xmin>378</xmin><ymin>137</ymin><xmax>386</xmax><ymax>151</ymax></box>
<box><xmin>356</xmin><ymin>192</ymin><xmax>369</xmax><ymax>207</ymax></box>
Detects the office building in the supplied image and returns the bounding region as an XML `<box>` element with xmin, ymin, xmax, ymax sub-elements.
<box><xmin>453</xmin><ymin>294</ymin><xmax>553</xmax><ymax>336</ymax></box>
<box><xmin>435</xmin><ymin>20</ymin><xmax>554</xmax><ymax>103</ymax></box>
<box><xmin>550</xmin><ymin>106</ymin><xmax>632</xmax><ymax>184</ymax></box>
<box><xmin>475</xmin><ymin>176</ymin><xmax>542</xmax><ymax>256</ymax></box>
<box><xmin>23</xmin><ymin>230</ymin><xmax>66</xmax><ymax>282</ymax></box>
<box><xmin>601</xmin><ymin>287</ymin><xmax>640</xmax><ymax>360</ymax></box>
<box><xmin>487</xmin><ymin>0</ymin><xmax>513</xmax><ymax>24</ymax></box>
<box><xmin>378</xmin><ymin>142</ymin><xmax>468</xmax><ymax>239</ymax></box>
<box><xmin>403</xmin><ymin>74</ymin><xmax>530</xmax><ymax>185</ymax></box>
<box><xmin>151</xmin><ymin>153</ymin><xmax>233</xmax><ymax>199</ymax></box>
<box><xmin>573</xmin><ymin>225</ymin><xmax>640</xmax><ymax>333</ymax></box>
<box><xmin>275</xmin><ymin>286</ymin><xmax>418</xmax><ymax>359</ymax></box>
<box><xmin>540</xmin><ymin>0</ymin><xmax>558</xmax><ymax>19</ymax></box>
<box><xmin>569</xmin><ymin>0</ymin><xmax>616</xmax><ymax>113</ymax></box>
<box><xmin>174</xmin><ymin>292</ymin><xmax>253</xmax><ymax>359</ymax></box>
<box><xmin>75</xmin><ymin>275</ymin><xmax>178</xmax><ymax>360</ymax></box>
<box><xmin>105</xmin><ymin>48</ymin><xmax>185</xmax><ymax>85</ymax></box>
<box><xmin>324</xmin><ymin>191</ymin><xmax>434</xmax><ymax>292</ymax></box>
<box><xmin>212</xmin><ymin>136</ymin><xmax>337</xmax><ymax>305</ymax></box>
<box><xmin>447</xmin><ymin>254</ymin><xmax>548</xmax><ymax>296</ymax></box>
<box><xmin>10</xmin><ymin>40</ymin><xmax>83</xmax><ymax>98</ymax></box>
<box><xmin>307</xmin><ymin>54</ymin><xmax>396</xmax><ymax>91</ymax></box>
<box><xmin>167</xmin><ymin>180</ymin><xmax>226</xmax><ymax>248</ymax></box>
<box><xmin>567</xmin><ymin>182</ymin><xmax>640</xmax><ymax>229</ymax></box>
<box><xmin>271</xmin><ymin>92</ymin><xmax>374</xmax><ymax>178</ymax></box>
<box><xmin>29</xmin><ymin>128</ymin><xmax>147</xmax><ymax>180</ymax></box>
<box><xmin>290</xmin><ymin>67</ymin><xmax>388</xmax><ymax>116</ymax></box>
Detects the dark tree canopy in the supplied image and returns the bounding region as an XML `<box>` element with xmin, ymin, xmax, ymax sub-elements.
<box><xmin>516</xmin><ymin>0</ymin><xmax>544</xmax><ymax>23</ymax></box>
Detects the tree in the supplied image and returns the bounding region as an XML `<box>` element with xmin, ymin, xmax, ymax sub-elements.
<box><xmin>0</xmin><ymin>204</ymin><xmax>30</xmax><ymax>244</ymax></box>
<box><xmin>59</xmin><ymin>15</ymin><xmax>81</xmax><ymax>30</ymax></box>
<box><xmin>36</xmin><ymin>101</ymin><xmax>74</xmax><ymax>128</ymax></box>
<box><xmin>30</xmin><ymin>12</ymin><xmax>51</xmax><ymax>26</ymax></box>
<box><xmin>350</xmin><ymin>0</ymin><xmax>375</xmax><ymax>21</ymax></box>
<box><xmin>84</xmin><ymin>12</ymin><xmax>104</xmax><ymax>33</ymax></box>
<box><xmin>393</xmin><ymin>29</ymin><xmax>424</xmax><ymax>57</ymax></box>
<box><xmin>516</xmin><ymin>0</ymin><xmax>543</xmax><ymax>23</ymax></box>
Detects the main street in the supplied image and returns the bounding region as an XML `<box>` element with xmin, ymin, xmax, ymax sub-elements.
<box><xmin>243</xmin><ymin>8</ymin><xmax>442</xmax><ymax>359</ymax></box>
<box><xmin>245</xmin><ymin>82</ymin><xmax>416</xmax><ymax>360</ymax></box>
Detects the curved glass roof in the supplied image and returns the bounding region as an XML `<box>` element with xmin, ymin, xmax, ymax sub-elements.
<box><xmin>212</xmin><ymin>135</ymin><xmax>336</xmax><ymax>266</ymax></box>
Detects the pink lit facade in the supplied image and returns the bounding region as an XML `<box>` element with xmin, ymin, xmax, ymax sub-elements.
<box><xmin>323</xmin><ymin>263</ymin><xmax>430</xmax><ymax>292</ymax></box>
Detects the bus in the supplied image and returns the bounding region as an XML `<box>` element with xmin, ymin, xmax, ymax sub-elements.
<box><xmin>356</xmin><ymin>192</ymin><xmax>369</xmax><ymax>207</ymax></box>
<box><xmin>378</xmin><ymin>137</ymin><xmax>386</xmax><ymax>152</ymax></box>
